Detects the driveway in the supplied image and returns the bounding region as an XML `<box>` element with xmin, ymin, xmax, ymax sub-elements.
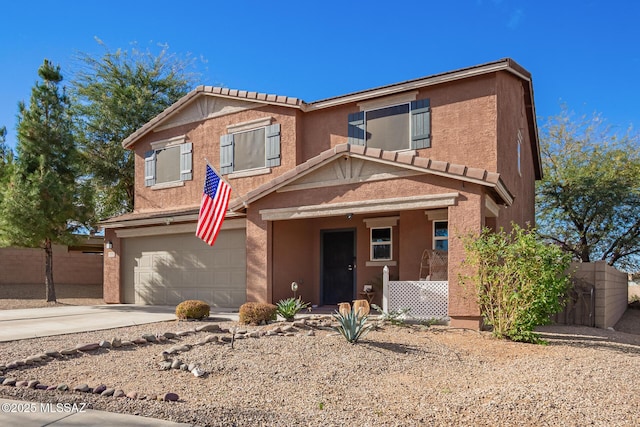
<box><xmin>0</xmin><ymin>305</ymin><xmax>179</xmax><ymax>342</ymax></box>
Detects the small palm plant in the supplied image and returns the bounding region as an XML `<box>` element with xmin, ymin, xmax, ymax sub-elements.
<box><xmin>276</xmin><ymin>297</ymin><xmax>309</xmax><ymax>321</ymax></box>
<box><xmin>333</xmin><ymin>306</ymin><xmax>373</xmax><ymax>343</ymax></box>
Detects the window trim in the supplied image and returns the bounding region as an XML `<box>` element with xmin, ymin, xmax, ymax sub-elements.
<box><xmin>517</xmin><ymin>129</ymin><xmax>523</xmax><ymax>177</ymax></box>
<box><xmin>144</xmin><ymin>135</ymin><xmax>192</xmax><ymax>188</ymax></box>
<box><xmin>220</xmin><ymin>122</ymin><xmax>281</xmax><ymax>175</ymax></box>
<box><xmin>348</xmin><ymin>98</ymin><xmax>431</xmax><ymax>151</ymax></box>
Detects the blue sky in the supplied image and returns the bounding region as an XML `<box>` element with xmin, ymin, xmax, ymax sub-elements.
<box><xmin>1</xmin><ymin>1</ymin><xmax>638</xmax><ymax>150</ymax></box>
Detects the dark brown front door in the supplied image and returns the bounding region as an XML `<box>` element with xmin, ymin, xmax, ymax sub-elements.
<box><xmin>321</xmin><ymin>229</ymin><xmax>356</xmax><ymax>305</ymax></box>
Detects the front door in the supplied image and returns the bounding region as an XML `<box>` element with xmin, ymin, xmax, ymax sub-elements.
<box><xmin>321</xmin><ymin>229</ymin><xmax>356</xmax><ymax>305</ymax></box>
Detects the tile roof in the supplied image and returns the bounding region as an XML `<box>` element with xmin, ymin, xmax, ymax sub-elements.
<box><xmin>121</xmin><ymin>58</ymin><xmax>540</xmax><ymax>181</ymax></box>
<box><xmin>229</xmin><ymin>143</ymin><xmax>513</xmax><ymax>211</ymax></box>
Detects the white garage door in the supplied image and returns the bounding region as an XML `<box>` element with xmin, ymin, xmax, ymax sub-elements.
<box><xmin>122</xmin><ymin>230</ymin><xmax>246</xmax><ymax>308</ymax></box>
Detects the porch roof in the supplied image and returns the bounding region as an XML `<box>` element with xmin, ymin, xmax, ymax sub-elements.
<box><xmin>229</xmin><ymin>143</ymin><xmax>514</xmax><ymax>212</ymax></box>
<box><xmin>99</xmin><ymin>205</ymin><xmax>244</xmax><ymax>229</ymax></box>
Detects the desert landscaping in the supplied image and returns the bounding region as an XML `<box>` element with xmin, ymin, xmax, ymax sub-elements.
<box><xmin>0</xmin><ymin>299</ymin><xmax>638</xmax><ymax>427</ymax></box>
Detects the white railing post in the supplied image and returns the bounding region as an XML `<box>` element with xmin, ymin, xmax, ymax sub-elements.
<box><xmin>382</xmin><ymin>265</ymin><xmax>389</xmax><ymax>312</ymax></box>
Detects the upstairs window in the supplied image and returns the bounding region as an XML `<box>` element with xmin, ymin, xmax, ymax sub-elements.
<box><xmin>220</xmin><ymin>123</ymin><xmax>280</xmax><ymax>175</ymax></box>
<box><xmin>517</xmin><ymin>129</ymin><xmax>523</xmax><ymax>177</ymax></box>
<box><xmin>144</xmin><ymin>136</ymin><xmax>192</xmax><ymax>187</ymax></box>
<box><xmin>348</xmin><ymin>98</ymin><xmax>431</xmax><ymax>151</ymax></box>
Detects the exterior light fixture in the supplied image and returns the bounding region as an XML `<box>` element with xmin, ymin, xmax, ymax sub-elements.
<box><xmin>346</xmin><ymin>213</ymin><xmax>353</xmax><ymax>220</ymax></box>
<box><xmin>291</xmin><ymin>281</ymin><xmax>299</xmax><ymax>298</ymax></box>
<box><xmin>105</xmin><ymin>241</ymin><xmax>113</xmax><ymax>249</ymax></box>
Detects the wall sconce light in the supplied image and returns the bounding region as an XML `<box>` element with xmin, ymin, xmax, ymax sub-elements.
<box><xmin>346</xmin><ymin>213</ymin><xmax>353</xmax><ymax>220</ymax></box>
<box><xmin>291</xmin><ymin>281</ymin><xmax>299</xmax><ymax>298</ymax></box>
<box><xmin>105</xmin><ymin>241</ymin><xmax>113</xmax><ymax>249</ymax></box>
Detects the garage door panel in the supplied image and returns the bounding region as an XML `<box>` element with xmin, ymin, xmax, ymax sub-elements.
<box><xmin>122</xmin><ymin>230</ymin><xmax>246</xmax><ymax>307</ymax></box>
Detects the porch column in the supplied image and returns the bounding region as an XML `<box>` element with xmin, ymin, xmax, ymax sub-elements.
<box><xmin>103</xmin><ymin>228</ymin><xmax>121</xmax><ymax>303</ymax></box>
<box><xmin>448</xmin><ymin>192</ymin><xmax>483</xmax><ymax>329</ymax></box>
<box><xmin>246</xmin><ymin>209</ymin><xmax>271</xmax><ymax>303</ymax></box>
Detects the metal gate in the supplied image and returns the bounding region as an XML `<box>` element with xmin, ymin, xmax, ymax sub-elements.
<box><xmin>553</xmin><ymin>278</ymin><xmax>595</xmax><ymax>327</ymax></box>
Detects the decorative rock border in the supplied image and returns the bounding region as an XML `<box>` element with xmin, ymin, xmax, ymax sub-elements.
<box><xmin>0</xmin><ymin>315</ymin><xmax>337</xmax><ymax>403</ymax></box>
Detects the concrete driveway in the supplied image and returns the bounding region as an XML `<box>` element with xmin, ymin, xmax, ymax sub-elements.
<box><xmin>0</xmin><ymin>304</ymin><xmax>179</xmax><ymax>342</ymax></box>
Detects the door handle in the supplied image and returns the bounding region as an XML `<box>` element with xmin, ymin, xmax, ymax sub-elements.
<box><xmin>347</xmin><ymin>264</ymin><xmax>354</xmax><ymax>271</ymax></box>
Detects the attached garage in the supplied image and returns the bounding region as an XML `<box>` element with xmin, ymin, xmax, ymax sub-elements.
<box><xmin>121</xmin><ymin>229</ymin><xmax>246</xmax><ymax>308</ymax></box>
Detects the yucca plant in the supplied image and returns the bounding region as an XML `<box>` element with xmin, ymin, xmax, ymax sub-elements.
<box><xmin>276</xmin><ymin>297</ymin><xmax>309</xmax><ymax>321</ymax></box>
<box><xmin>333</xmin><ymin>307</ymin><xmax>373</xmax><ymax>343</ymax></box>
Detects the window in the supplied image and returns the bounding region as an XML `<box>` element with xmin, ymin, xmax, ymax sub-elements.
<box><xmin>517</xmin><ymin>129</ymin><xmax>523</xmax><ymax>177</ymax></box>
<box><xmin>371</xmin><ymin>227</ymin><xmax>392</xmax><ymax>261</ymax></box>
<box><xmin>144</xmin><ymin>137</ymin><xmax>192</xmax><ymax>187</ymax></box>
<box><xmin>348</xmin><ymin>98</ymin><xmax>431</xmax><ymax>151</ymax></box>
<box><xmin>220</xmin><ymin>123</ymin><xmax>280</xmax><ymax>174</ymax></box>
<box><xmin>433</xmin><ymin>221</ymin><xmax>448</xmax><ymax>251</ymax></box>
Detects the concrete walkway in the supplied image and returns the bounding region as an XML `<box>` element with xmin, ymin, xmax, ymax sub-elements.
<box><xmin>0</xmin><ymin>304</ymin><xmax>241</xmax><ymax>426</ymax></box>
<box><xmin>0</xmin><ymin>397</ymin><xmax>196</xmax><ymax>426</ymax></box>
<box><xmin>0</xmin><ymin>304</ymin><xmax>238</xmax><ymax>342</ymax></box>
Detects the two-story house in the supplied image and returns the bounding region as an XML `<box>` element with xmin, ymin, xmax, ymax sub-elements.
<box><xmin>100</xmin><ymin>58</ymin><xmax>541</xmax><ymax>329</ymax></box>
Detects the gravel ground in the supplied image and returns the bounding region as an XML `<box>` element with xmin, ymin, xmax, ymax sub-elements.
<box><xmin>0</xmin><ymin>308</ymin><xmax>638</xmax><ymax>426</ymax></box>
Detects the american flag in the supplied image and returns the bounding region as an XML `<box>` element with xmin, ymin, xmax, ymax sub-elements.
<box><xmin>196</xmin><ymin>165</ymin><xmax>231</xmax><ymax>246</ymax></box>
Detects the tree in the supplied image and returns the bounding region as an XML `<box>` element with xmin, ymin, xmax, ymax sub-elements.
<box><xmin>536</xmin><ymin>107</ymin><xmax>640</xmax><ymax>270</ymax></box>
<box><xmin>0</xmin><ymin>126</ymin><xmax>12</xmax><ymax>190</ymax></box>
<box><xmin>0</xmin><ymin>60</ymin><xmax>88</xmax><ymax>302</ymax></box>
<box><xmin>71</xmin><ymin>40</ymin><xmax>197</xmax><ymax>223</ymax></box>
<box><xmin>462</xmin><ymin>224</ymin><xmax>572</xmax><ymax>343</ymax></box>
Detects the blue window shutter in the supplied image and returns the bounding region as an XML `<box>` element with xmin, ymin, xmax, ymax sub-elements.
<box><xmin>265</xmin><ymin>123</ymin><xmax>281</xmax><ymax>167</ymax></box>
<box><xmin>144</xmin><ymin>150</ymin><xmax>156</xmax><ymax>186</ymax></box>
<box><xmin>220</xmin><ymin>134</ymin><xmax>234</xmax><ymax>174</ymax></box>
<box><xmin>348</xmin><ymin>111</ymin><xmax>365</xmax><ymax>146</ymax></box>
<box><xmin>411</xmin><ymin>99</ymin><xmax>431</xmax><ymax>149</ymax></box>
<box><xmin>180</xmin><ymin>142</ymin><xmax>193</xmax><ymax>181</ymax></box>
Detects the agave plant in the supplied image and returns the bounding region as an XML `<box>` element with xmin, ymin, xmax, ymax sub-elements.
<box><xmin>276</xmin><ymin>297</ymin><xmax>309</xmax><ymax>321</ymax></box>
<box><xmin>333</xmin><ymin>307</ymin><xmax>373</xmax><ymax>343</ymax></box>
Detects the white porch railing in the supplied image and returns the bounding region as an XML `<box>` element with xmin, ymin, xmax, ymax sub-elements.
<box><xmin>382</xmin><ymin>266</ymin><xmax>448</xmax><ymax>320</ymax></box>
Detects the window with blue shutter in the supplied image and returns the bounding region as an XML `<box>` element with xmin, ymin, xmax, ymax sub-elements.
<box><xmin>220</xmin><ymin>133</ymin><xmax>234</xmax><ymax>175</ymax></box>
<box><xmin>411</xmin><ymin>99</ymin><xmax>431</xmax><ymax>149</ymax></box>
<box><xmin>348</xmin><ymin>112</ymin><xmax>365</xmax><ymax>146</ymax></box>
<box><xmin>144</xmin><ymin>151</ymin><xmax>156</xmax><ymax>187</ymax></box>
<box><xmin>220</xmin><ymin>122</ymin><xmax>281</xmax><ymax>174</ymax></box>
<box><xmin>144</xmin><ymin>139</ymin><xmax>193</xmax><ymax>187</ymax></box>
<box><xmin>348</xmin><ymin>98</ymin><xmax>431</xmax><ymax>151</ymax></box>
<box><xmin>265</xmin><ymin>124</ymin><xmax>281</xmax><ymax>167</ymax></box>
<box><xmin>180</xmin><ymin>142</ymin><xmax>193</xmax><ymax>181</ymax></box>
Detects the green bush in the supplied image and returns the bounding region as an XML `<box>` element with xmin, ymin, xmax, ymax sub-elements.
<box><xmin>239</xmin><ymin>302</ymin><xmax>277</xmax><ymax>325</ymax></box>
<box><xmin>461</xmin><ymin>224</ymin><xmax>572</xmax><ymax>343</ymax></box>
<box><xmin>333</xmin><ymin>307</ymin><xmax>373</xmax><ymax>344</ymax></box>
<box><xmin>175</xmin><ymin>300</ymin><xmax>210</xmax><ymax>320</ymax></box>
<box><xmin>276</xmin><ymin>297</ymin><xmax>309</xmax><ymax>321</ymax></box>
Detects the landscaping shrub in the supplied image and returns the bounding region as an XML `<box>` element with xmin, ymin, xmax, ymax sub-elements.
<box><xmin>275</xmin><ymin>297</ymin><xmax>309</xmax><ymax>321</ymax></box>
<box><xmin>461</xmin><ymin>224</ymin><xmax>572</xmax><ymax>343</ymax></box>
<box><xmin>333</xmin><ymin>307</ymin><xmax>373</xmax><ymax>344</ymax></box>
<box><xmin>239</xmin><ymin>302</ymin><xmax>277</xmax><ymax>325</ymax></box>
<box><xmin>175</xmin><ymin>300</ymin><xmax>210</xmax><ymax>320</ymax></box>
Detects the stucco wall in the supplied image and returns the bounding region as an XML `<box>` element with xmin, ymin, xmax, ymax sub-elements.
<box><xmin>495</xmin><ymin>72</ymin><xmax>537</xmax><ymax>229</ymax></box>
<box><xmin>133</xmin><ymin>106</ymin><xmax>298</xmax><ymax>212</ymax></box>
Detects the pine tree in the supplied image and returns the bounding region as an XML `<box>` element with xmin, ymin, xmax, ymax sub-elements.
<box><xmin>0</xmin><ymin>60</ymin><xmax>88</xmax><ymax>302</ymax></box>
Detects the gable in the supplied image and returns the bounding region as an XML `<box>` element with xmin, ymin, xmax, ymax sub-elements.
<box><xmin>154</xmin><ymin>95</ymin><xmax>263</xmax><ymax>132</ymax></box>
<box><xmin>277</xmin><ymin>156</ymin><xmax>422</xmax><ymax>193</ymax></box>
<box><xmin>231</xmin><ymin>143</ymin><xmax>514</xmax><ymax>211</ymax></box>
